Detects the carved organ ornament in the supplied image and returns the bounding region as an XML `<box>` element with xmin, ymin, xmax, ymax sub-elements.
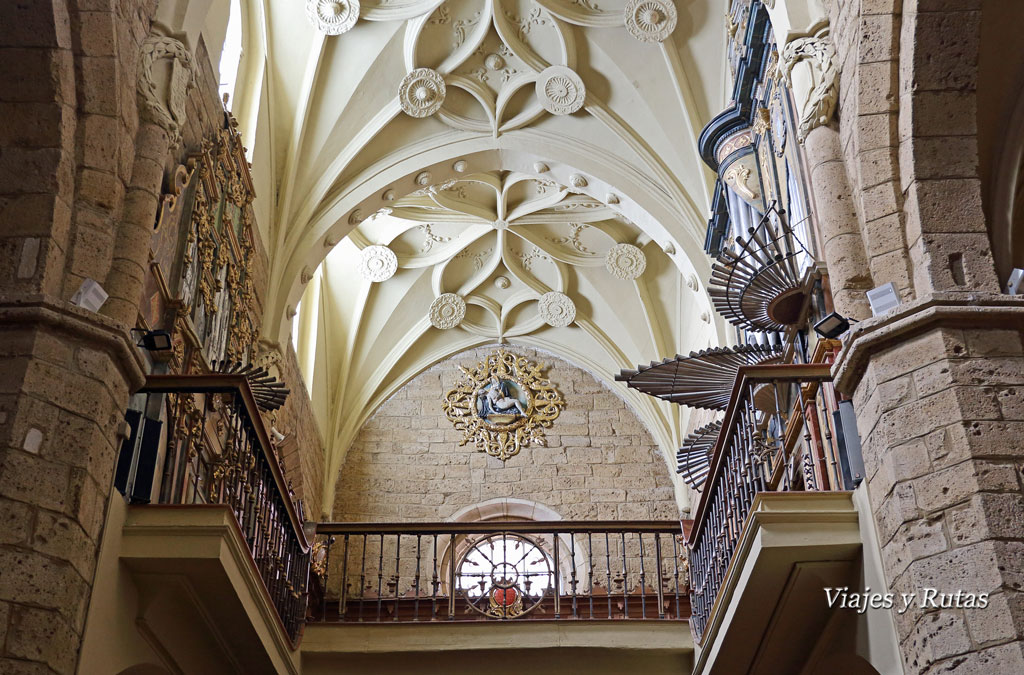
<box><xmin>142</xmin><ymin>112</ymin><xmax>305</xmax><ymax>534</ymax></box>
<box><xmin>698</xmin><ymin>3</ymin><xmax>822</xmax><ymax>339</ymax></box>
<box><xmin>780</xmin><ymin>25</ymin><xmax>839</xmax><ymax>141</ymax></box>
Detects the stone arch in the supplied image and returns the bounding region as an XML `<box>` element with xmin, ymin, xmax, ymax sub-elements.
<box><xmin>978</xmin><ymin>1</ymin><xmax>1024</xmax><ymax>283</ymax></box>
<box><xmin>896</xmin><ymin>0</ymin><xmax>1000</xmax><ymax>294</ymax></box>
<box><xmin>447</xmin><ymin>497</ymin><xmax>564</xmax><ymax>523</ymax></box>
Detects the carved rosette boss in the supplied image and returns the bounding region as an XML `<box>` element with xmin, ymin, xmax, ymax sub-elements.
<box><xmin>138</xmin><ymin>35</ymin><xmax>196</xmax><ymax>147</ymax></box>
<box><xmin>429</xmin><ymin>293</ymin><xmax>467</xmax><ymax>329</ymax></box>
<box><xmin>358</xmin><ymin>245</ymin><xmax>398</xmax><ymax>282</ymax></box>
<box><xmin>306</xmin><ymin>0</ymin><xmax>360</xmax><ymax>35</ymax></box>
<box><xmin>535</xmin><ymin>66</ymin><xmax>586</xmax><ymax>116</ymax></box>
<box><xmin>399</xmin><ymin>68</ymin><xmax>446</xmax><ymax>118</ymax></box>
<box><xmin>605</xmin><ymin>243</ymin><xmax>647</xmax><ymax>280</ymax></box>
<box><xmin>624</xmin><ymin>0</ymin><xmax>678</xmax><ymax>43</ymax></box>
<box><xmin>538</xmin><ymin>292</ymin><xmax>577</xmax><ymax>327</ymax></box>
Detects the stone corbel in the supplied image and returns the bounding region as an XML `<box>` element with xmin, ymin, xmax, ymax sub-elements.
<box><xmin>781</xmin><ymin>24</ymin><xmax>838</xmax><ymax>142</ymax></box>
<box><xmin>137</xmin><ymin>34</ymin><xmax>196</xmax><ymax>147</ymax></box>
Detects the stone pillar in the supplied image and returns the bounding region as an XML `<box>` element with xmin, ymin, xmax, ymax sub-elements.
<box><xmin>104</xmin><ymin>34</ymin><xmax>194</xmax><ymax>326</ymax></box>
<box><xmin>897</xmin><ymin>1</ymin><xmax>1001</xmax><ymax>298</ymax></box>
<box><xmin>0</xmin><ymin>11</ymin><xmax>158</xmax><ymax>673</ymax></box>
<box><xmin>833</xmin><ymin>295</ymin><xmax>1024</xmax><ymax>674</ymax></box>
<box><xmin>803</xmin><ymin>123</ymin><xmax>872</xmax><ymax>320</ymax></box>
<box><xmin>0</xmin><ymin>300</ymin><xmax>146</xmax><ymax>674</ymax></box>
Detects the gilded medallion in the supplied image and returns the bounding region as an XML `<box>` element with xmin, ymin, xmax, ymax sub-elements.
<box><xmin>442</xmin><ymin>349</ymin><xmax>565</xmax><ymax>461</ymax></box>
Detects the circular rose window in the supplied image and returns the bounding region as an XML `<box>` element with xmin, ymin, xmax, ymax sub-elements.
<box><xmin>456</xmin><ymin>533</ymin><xmax>555</xmax><ymax>618</ymax></box>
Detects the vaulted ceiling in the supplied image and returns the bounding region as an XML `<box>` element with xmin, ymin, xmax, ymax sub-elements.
<box><xmin>162</xmin><ymin>0</ymin><xmax>729</xmax><ymax>513</ymax></box>
<box><xmin>299</xmin><ymin>171</ymin><xmax>720</xmax><ymax>511</ymax></box>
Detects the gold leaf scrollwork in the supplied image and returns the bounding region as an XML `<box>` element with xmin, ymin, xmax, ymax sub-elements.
<box><xmin>311</xmin><ymin>539</ymin><xmax>330</xmax><ymax>578</ymax></box>
<box><xmin>442</xmin><ymin>349</ymin><xmax>565</xmax><ymax>461</ymax></box>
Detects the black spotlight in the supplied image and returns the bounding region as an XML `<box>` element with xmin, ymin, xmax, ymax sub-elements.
<box><xmin>812</xmin><ymin>312</ymin><xmax>851</xmax><ymax>340</ymax></box>
<box><xmin>132</xmin><ymin>328</ymin><xmax>173</xmax><ymax>351</ymax></box>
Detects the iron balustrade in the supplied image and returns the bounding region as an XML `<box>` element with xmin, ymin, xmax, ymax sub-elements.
<box><xmin>308</xmin><ymin>521</ymin><xmax>689</xmax><ymax>623</ymax></box>
<box><xmin>130</xmin><ymin>375</ymin><xmax>311</xmax><ymax>644</ymax></box>
<box><xmin>686</xmin><ymin>363</ymin><xmax>859</xmax><ymax>642</ymax></box>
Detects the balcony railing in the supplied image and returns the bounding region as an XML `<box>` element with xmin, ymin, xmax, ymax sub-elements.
<box><xmin>308</xmin><ymin>521</ymin><xmax>689</xmax><ymax>623</ymax></box>
<box><xmin>120</xmin><ymin>375</ymin><xmax>311</xmax><ymax>643</ymax></box>
<box><xmin>686</xmin><ymin>363</ymin><xmax>862</xmax><ymax>641</ymax></box>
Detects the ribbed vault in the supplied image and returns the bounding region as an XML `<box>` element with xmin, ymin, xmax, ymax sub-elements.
<box><xmin>296</xmin><ymin>171</ymin><xmax>720</xmax><ymax>514</ymax></box>
<box><xmin>155</xmin><ymin>0</ymin><xmax>730</xmax><ymax>515</ymax></box>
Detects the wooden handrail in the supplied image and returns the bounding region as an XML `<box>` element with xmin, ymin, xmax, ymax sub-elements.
<box><xmin>142</xmin><ymin>373</ymin><xmax>310</xmax><ymax>553</ymax></box>
<box><xmin>316</xmin><ymin>520</ymin><xmax>683</xmax><ymax>536</ymax></box>
<box><xmin>686</xmin><ymin>362</ymin><xmax>833</xmax><ymax>548</ymax></box>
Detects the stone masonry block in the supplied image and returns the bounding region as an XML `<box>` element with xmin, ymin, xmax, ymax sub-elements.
<box><xmin>332</xmin><ymin>347</ymin><xmax>678</xmax><ymax>524</ymax></box>
<box><xmin>882</xmin><ymin>514</ymin><xmax>946</xmax><ymax>580</ymax></box>
<box><xmin>5</xmin><ymin>605</ymin><xmax>78</xmax><ymax>675</ymax></box>
<box><xmin>0</xmin><ymin>496</ymin><xmax>33</xmax><ymax>546</ymax></box>
<box><xmin>908</xmin><ymin>541</ymin><xmax>1005</xmax><ymax>595</ymax></box>
<box><xmin>903</xmin><ymin>609</ymin><xmax>972</xmax><ymax>666</ymax></box>
<box><xmin>923</xmin><ymin>641</ymin><xmax>1024</xmax><ymax>675</ymax></box>
<box><xmin>964</xmin><ymin>590</ymin><xmax>1020</xmax><ymax>647</ymax></box>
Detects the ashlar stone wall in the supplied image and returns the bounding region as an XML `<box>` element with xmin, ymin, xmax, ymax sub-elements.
<box><xmin>329</xmin><ymin>346</ymin><xmax>681</xmax><ymax>606</ymax></box>
<box><xmin>817</xmin><ymin>1</ymin><xmax>1024</xmax><ymax>673</ymax></box>
<box><xmin>333</xmin><ymin>346</ymin><xmax>679</xmax><ymax>523</ymax></box>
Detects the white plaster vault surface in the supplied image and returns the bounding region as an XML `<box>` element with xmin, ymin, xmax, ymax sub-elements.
<box><xmin>162</xmin><ymin>0</ymin><xmax>731</xmax><ymax>513</ymax></box>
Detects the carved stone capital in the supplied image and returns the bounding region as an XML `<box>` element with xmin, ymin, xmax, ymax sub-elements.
<box><xmin>137</xmin><ymin>35</ymin><xmax>196</xmax><ymax>147</ymax></box>
<box><xmin>831</xmin><ymin>292</ymin><xmax>1024</xmax><ymax>396</ymax></box>
<box><xmin>781</xmin><ymin>26</ymin><xmax>839</xmax><ymax>141</ymax></box>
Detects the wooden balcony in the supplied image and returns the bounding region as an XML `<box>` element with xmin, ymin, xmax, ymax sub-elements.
<box><xmin>117</xmin><ymin>375</ymin><xmax>311</xmax><ymax>644</ymax></box>
<box><xmin>683</xmin><ymin>363</ymin><xmax>869</xmax><ymax>673</ymax></box>
<box><xmin>308</xmin><ymin>520</ymin><xmax>690</xmax><ymax>624</ymax></box>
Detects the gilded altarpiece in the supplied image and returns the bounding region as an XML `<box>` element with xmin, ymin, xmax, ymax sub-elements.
<box><xmin>140</xmin><ymin>113</ymin><xmax>286</xmax><ymax>509</ymax></box>
<box><xmin>142</xmin><ymin>113</ymin><xmax>261</xmax><ymax>376</ymax></box>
